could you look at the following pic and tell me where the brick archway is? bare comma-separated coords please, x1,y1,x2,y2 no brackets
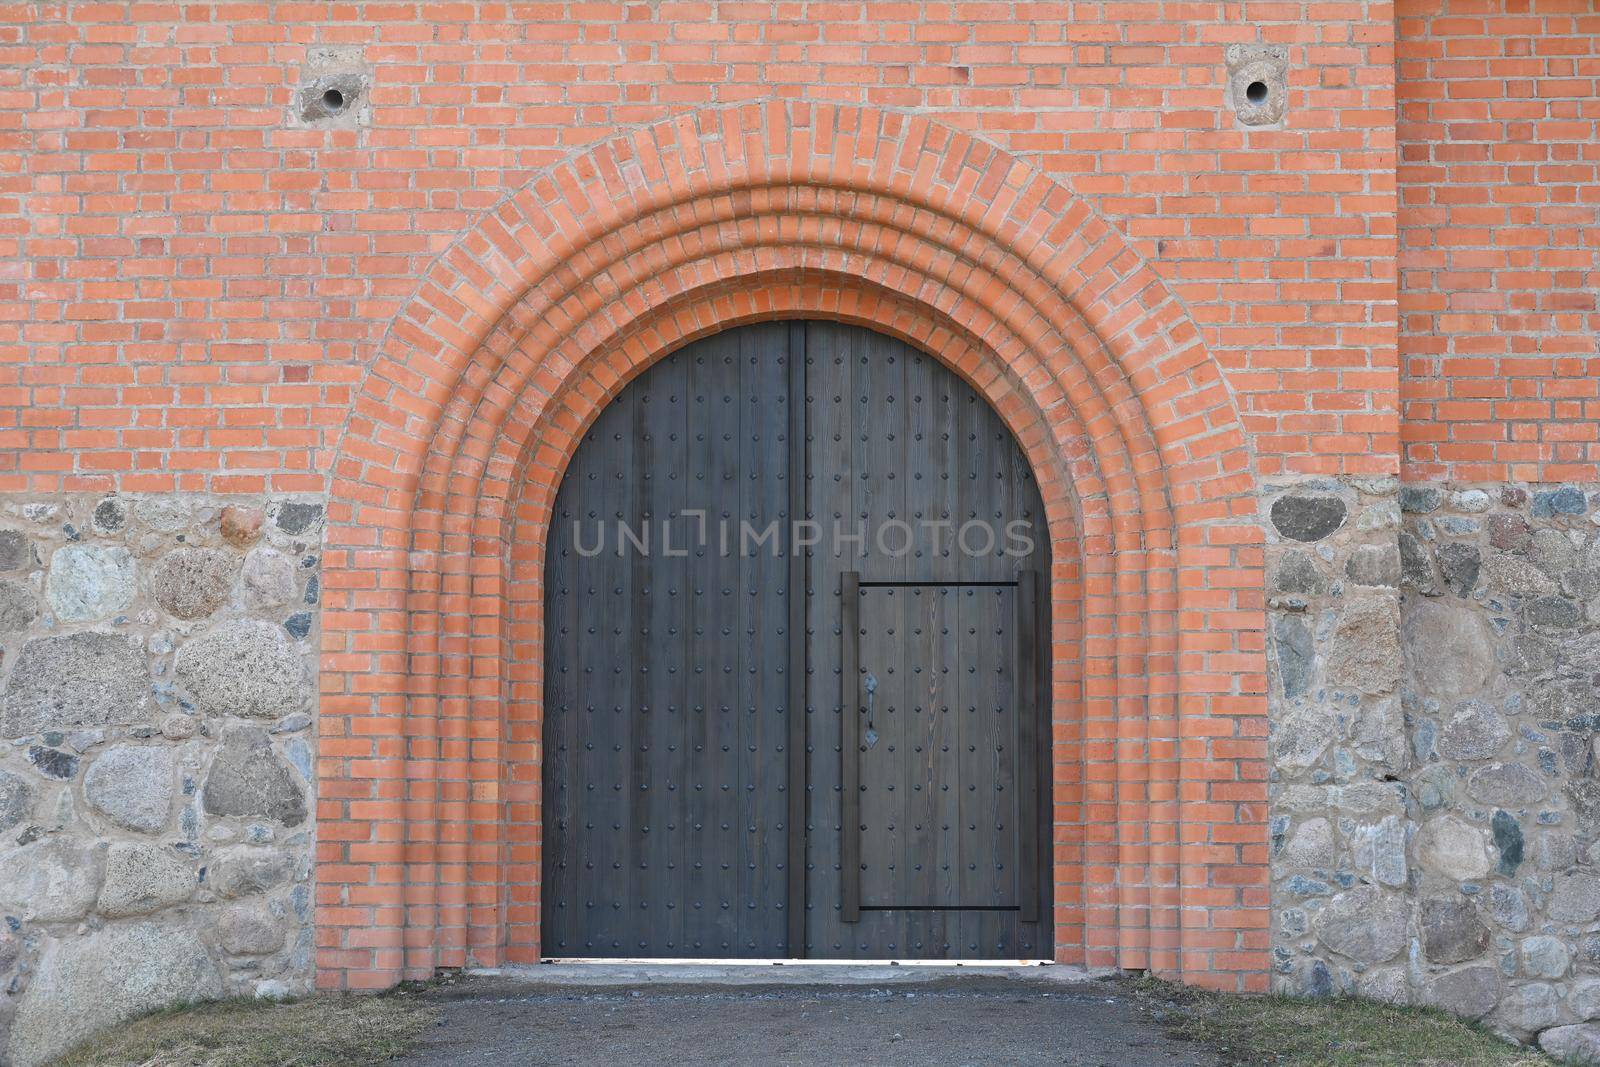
319,102,1267,993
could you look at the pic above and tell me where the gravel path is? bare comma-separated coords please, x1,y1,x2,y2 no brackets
395,972,1220,1067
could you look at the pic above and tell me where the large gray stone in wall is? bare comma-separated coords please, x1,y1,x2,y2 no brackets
1273,550,1326,595
1435,541,1481,597
0,578,38,631
0,840,101,922
97,842,195,917
217,903,287,955
1345,543,1400,588
208,846,295,898
1482,551,1559,598
1523,935,1572,980
1401,599,1496,699
1278,816,1335,868
1574,780,1600,838
1421,896,1490,964
1550,873,1600,923
1271,494,1347,542
1497,982,1563,1039
1490,883,1531,932
1571,978,1600,1022
1417,814,1493,881
241,547,297,609
1422,965,1501,1020
1326,596,1399,694
5,920,224,1067
0,529,34,571
0,768,30,832
134,497,195,532
203,725,307,826
1350,698,1408,771
1436,699,1510,761
1,631,151,734
174,619,309,717
1273,706,1335,770
149,546,237,620
1489,514,1533,552
1541,1025,1600,1066
1270,615,1314,699
1350,815,1408,887
83,745,176,833
272,500,323,537
1532,528,1579,576
45,543,136,622
1468,762,1546,808
1527,594,1582,631
1399,531,1435,592
1313,886,1406,965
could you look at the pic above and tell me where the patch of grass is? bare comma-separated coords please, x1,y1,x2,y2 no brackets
51,989,440,1067
1127,977,1556,1067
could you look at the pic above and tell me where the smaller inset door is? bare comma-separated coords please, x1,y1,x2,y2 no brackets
840,573,1039,923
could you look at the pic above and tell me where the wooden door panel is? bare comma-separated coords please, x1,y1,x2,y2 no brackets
544,320,1050,961
804,322,1050,959
542,322,795,958
853,583,1019,910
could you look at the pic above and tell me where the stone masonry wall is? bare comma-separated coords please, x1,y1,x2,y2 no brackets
0,495,321,1067
1269,479,1600,1055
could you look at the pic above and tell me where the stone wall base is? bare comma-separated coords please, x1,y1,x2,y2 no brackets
0,495,320,1067
1268,479,1600,1046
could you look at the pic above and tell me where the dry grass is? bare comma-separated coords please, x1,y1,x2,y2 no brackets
1129,977,1557,1067
51,989,439,1067
48,973,1570,1067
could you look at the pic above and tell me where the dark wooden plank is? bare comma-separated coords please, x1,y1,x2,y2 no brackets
805,320,853,953
701,329,743,954
1006,417,1051,954
740,321,791,955
786,320,808,957
593,381,634,953
857,584,906,908
1016,568,1040,925
626,356,669,952
683,341,716,953
839,568,861,923
539,434,579,953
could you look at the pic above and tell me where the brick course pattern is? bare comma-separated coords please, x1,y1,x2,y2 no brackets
0,2,1397,491
1398,1,1600,482
0,0,1591,1035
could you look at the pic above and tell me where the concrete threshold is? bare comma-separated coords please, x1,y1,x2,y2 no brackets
468,960,1101,986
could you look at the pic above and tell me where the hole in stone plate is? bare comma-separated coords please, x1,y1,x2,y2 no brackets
322,88,346,111
1245,80,1269,105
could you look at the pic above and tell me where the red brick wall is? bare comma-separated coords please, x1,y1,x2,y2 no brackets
0,2,1419,995
0,3,1399,492
1398,0,1600,483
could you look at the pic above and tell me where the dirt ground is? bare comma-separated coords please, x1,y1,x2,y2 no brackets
391,973,1220,1067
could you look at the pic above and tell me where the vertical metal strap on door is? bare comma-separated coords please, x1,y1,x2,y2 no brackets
840,569,861,923
1015,569,1040,923
785,321,809,955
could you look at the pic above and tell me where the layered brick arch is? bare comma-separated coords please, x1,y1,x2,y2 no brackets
318,101,1268,993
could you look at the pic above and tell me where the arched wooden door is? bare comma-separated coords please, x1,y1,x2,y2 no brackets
542,321,1051,960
